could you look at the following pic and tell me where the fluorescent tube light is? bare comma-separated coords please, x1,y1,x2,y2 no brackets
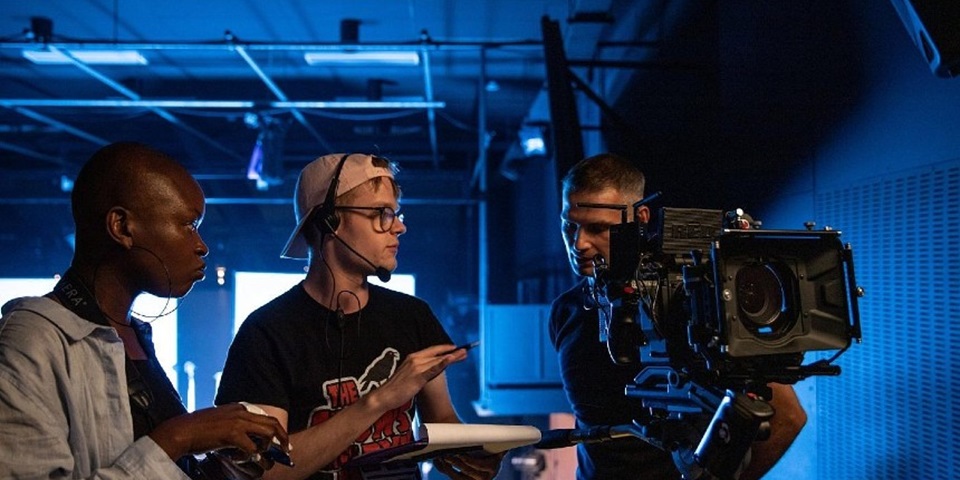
22,49,148,65
303,51,420,66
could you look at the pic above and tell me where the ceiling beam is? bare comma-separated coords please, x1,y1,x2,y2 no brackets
4,40,541,53
420,41,440,167
0,99,446,109
233,43,333,153
47,45,244,161
0,140,69,166
1,105,109,146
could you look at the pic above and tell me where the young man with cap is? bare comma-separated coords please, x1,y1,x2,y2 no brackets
216,153,503,480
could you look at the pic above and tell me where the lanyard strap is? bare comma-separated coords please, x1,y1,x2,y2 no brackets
51,269,159,430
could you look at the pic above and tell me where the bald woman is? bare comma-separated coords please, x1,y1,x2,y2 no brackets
0,142,288,479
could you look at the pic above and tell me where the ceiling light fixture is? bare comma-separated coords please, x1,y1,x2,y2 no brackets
303,51,420,66
519,125,548,157
22,49,148,65
246,117,287,190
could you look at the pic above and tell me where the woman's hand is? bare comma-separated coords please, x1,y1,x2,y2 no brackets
149,403,290,463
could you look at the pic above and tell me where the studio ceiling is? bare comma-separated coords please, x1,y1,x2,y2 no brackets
0,0,664,202
0,0,881,288
0,0,713,278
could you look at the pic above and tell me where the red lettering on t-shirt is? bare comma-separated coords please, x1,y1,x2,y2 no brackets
305,348,419,472
325,379,360,409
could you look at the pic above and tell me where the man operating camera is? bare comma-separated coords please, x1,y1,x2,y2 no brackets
548,153,808,479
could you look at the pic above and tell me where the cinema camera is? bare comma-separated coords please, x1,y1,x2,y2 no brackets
588,197,863,480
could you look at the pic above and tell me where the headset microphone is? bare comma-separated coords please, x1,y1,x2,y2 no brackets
328,231,392,283
310,152,392,283
315,153,352,235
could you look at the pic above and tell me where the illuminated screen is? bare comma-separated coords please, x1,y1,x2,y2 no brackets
0,277,179,392
232,272,415,334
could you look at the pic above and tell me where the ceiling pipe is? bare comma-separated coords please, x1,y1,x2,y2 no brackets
419,31,439,167
0,99,446,109
2,105,109,146
3,40,541,53
46,45,243,161
563,0,616,59
232,39,333,153
275,101,445,109
474,46,490,369
0,140,68,166
470,48,489,190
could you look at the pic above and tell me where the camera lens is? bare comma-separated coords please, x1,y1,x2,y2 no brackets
735,264,784,327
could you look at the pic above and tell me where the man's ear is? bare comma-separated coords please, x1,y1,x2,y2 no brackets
635,205,651,224
105,206,135,249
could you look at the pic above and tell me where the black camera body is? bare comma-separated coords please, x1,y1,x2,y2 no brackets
592,206,862,479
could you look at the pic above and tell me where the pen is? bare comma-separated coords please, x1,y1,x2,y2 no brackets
446,341,480,354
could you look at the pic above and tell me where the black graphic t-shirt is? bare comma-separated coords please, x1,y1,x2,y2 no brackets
216,283,451,479
549,279,680,480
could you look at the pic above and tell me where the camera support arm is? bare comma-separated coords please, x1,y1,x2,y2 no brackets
679,391,774,480
625,363,774,480
626,387,773,480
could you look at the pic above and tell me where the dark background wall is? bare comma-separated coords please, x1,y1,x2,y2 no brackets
505,0,960,478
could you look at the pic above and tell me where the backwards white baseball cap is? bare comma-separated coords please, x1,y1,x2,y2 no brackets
280,153,395,259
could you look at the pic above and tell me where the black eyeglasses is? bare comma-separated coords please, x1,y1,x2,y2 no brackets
335,206,404,231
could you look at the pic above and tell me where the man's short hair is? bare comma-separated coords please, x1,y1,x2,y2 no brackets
561,152,645,198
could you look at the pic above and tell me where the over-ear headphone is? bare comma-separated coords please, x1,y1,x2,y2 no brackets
313,153,353,235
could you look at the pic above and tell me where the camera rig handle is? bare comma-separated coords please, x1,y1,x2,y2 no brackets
631,389,773,480
675,391,774,480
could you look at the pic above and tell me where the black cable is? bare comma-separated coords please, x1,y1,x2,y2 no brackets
90,245,179,326
335,290,363,343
